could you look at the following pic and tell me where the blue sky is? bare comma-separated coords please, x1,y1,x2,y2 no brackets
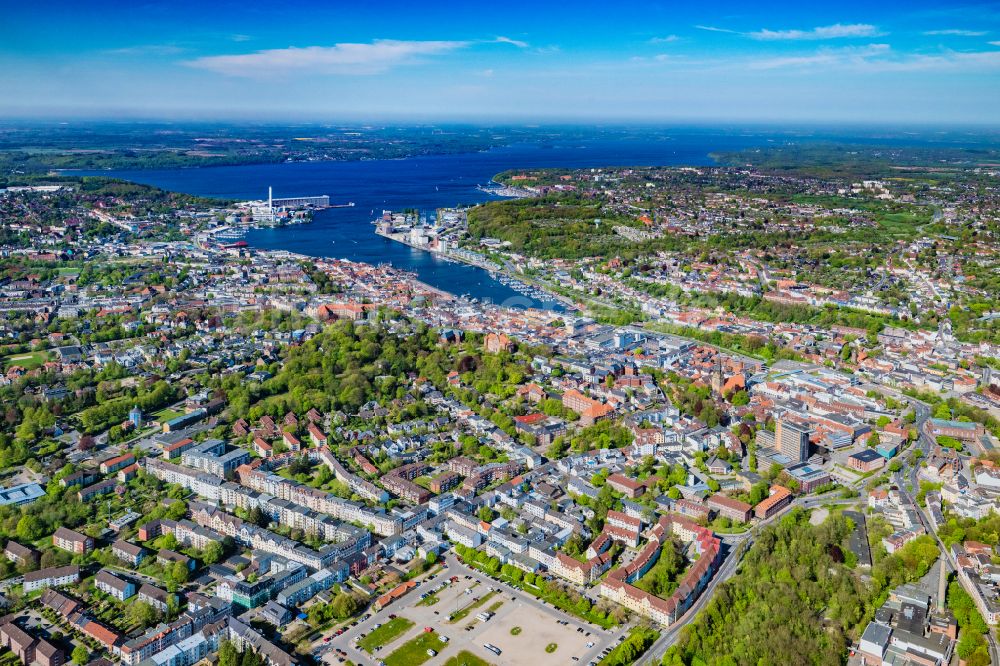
3,0,1000,123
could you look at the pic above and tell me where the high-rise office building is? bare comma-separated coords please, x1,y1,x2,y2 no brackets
776,419,811,463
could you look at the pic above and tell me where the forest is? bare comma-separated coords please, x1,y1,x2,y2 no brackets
467,195,672,261
663,509,940,666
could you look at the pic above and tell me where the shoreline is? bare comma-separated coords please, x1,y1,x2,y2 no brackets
372,227,573,311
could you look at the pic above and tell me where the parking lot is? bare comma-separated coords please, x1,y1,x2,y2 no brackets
477,603,601,664
322,557,620,666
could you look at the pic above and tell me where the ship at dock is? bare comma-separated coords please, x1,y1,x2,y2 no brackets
240,187,351,226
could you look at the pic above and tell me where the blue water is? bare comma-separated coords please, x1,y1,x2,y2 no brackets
73,133,778,307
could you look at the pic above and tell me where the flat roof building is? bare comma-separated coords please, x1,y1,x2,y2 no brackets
776,419,811,463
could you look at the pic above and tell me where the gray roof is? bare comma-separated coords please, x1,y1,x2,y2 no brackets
860,621,892,649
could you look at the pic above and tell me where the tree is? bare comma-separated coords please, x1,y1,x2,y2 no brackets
247,507,267,527
16,515,44,541
749,482,769,506
72,646,89,665
241,649,263,666
203,540,224,565
330,591,358,620
170,561,190,584
126,601,160,629
218,641,239,666
730,390,750,406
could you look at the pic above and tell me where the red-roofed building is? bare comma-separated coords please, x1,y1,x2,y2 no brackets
484,332,515,354
307,423,327,447
100,453,135,474
252,436,273,458
706,494,752,523
606,473,644,498
282,431,301,451
375,580,417,610
754,485,792,520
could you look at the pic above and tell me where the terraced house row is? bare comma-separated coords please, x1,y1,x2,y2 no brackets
235,453,402,536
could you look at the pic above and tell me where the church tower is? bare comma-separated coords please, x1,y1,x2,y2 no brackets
711,356,724,396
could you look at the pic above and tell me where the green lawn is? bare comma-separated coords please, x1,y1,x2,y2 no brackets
416,594,440,607
447,590,497,624
357,617,414,653
443,650,494,666
384,631,449,666
3,351,50,370
0,649,23,666
153,407,185,422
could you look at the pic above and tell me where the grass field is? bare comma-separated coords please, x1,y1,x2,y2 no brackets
384,631,449,666
443,651,493,666
3,351,50,370
416,594,439,607
153,407,185,422
447,590,497,624
358,617,414,653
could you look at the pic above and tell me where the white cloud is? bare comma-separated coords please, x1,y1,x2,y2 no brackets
694,25,740,34
923,29,988,36
749,23,881,40
105,44,187,56
186,39,471,77
649,35,680,43
747,44,890,69
494,36,529,48
628,40,1000,75
991,40,1000,46
739,43,1000,73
